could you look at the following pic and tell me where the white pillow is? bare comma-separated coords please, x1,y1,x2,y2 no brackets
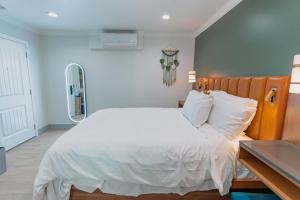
210,90,257,108
210,90,258,135
182,90,213,128
208,93,257,140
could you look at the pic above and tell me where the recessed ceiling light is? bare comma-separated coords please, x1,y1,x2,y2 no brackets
47,11,58,18
162,14,170,20
0,5,6,10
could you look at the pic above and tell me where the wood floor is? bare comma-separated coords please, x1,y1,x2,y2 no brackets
0,130,64,200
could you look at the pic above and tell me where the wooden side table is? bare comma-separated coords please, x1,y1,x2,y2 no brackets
178,100,185,108
239,140,300,200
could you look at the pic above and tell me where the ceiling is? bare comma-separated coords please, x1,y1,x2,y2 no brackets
0,0,240,35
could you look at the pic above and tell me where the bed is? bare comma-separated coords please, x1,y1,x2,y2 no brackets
33,76,290,200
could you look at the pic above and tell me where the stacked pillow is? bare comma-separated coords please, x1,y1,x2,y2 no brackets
182,90,258,140
208,91,257,140
182,90,213,128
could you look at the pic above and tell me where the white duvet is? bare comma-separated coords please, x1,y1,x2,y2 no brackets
33,108,238,200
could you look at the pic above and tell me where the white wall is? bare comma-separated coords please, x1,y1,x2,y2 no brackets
0,19,47,130
41,34,195,124
0,18,195,126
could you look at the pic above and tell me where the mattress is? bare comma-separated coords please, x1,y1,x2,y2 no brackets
33,108,247,200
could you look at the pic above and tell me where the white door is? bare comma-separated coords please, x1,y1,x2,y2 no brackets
0,36,36,151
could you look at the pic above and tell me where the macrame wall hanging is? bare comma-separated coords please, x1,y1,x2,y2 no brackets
160,46,179,86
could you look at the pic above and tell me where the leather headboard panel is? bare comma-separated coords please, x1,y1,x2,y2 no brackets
214,79,221,90
259,76,290,140
208,78,215,90
196,76,290,140
247,77,267,139
228,78,239,95
237,78,251,98
220,79,229,91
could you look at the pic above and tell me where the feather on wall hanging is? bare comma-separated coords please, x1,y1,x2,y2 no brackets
160,45,179,86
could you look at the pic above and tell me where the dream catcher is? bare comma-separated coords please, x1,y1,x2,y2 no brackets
160,46,179,86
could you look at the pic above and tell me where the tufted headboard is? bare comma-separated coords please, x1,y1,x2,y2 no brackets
196,76,290,140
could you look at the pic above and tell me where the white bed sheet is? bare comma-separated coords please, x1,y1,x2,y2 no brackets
33,108,239,200
236,135,256,179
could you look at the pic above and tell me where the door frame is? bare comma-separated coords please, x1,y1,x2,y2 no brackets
0,32,38,139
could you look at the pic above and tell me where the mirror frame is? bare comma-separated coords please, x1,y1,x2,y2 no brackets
65,63,87,123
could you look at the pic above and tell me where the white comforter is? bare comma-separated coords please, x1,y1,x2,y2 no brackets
33,108,237,200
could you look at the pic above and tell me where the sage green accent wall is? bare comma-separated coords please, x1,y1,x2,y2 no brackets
194,0,300,76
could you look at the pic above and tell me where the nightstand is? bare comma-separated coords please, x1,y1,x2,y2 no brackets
239,140,300,200
178,100,185,108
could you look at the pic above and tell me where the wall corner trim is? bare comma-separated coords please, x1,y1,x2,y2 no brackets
192,0,242,38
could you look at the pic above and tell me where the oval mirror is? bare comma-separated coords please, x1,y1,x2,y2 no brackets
65,63,87,123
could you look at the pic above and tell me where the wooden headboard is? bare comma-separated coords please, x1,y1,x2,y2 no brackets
196,76,290,140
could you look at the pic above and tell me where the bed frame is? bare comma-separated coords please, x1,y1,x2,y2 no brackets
69,76,290,200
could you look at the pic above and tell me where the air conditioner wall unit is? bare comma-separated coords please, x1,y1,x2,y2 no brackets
89,31,144,50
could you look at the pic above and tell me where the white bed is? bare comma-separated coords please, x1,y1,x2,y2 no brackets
33,108,253,200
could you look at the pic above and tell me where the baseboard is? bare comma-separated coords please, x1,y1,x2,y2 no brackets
49,124,75,130
38,124,75,134
38,125,50,135
0,147,6,175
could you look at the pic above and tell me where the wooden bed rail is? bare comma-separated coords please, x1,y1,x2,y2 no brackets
70,186,230,200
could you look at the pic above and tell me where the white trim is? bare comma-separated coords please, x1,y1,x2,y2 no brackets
0,33,38,138
192,0,242,38
24,40,39,138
